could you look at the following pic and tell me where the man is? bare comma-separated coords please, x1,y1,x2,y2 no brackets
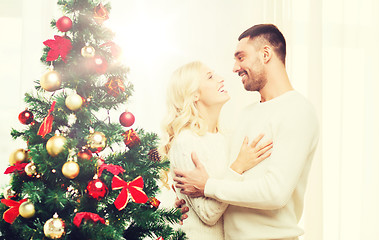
173,24,319,240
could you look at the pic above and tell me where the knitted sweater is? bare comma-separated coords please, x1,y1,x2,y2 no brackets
169,130,230,240
205,90,320,240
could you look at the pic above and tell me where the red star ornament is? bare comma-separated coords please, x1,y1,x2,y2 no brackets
43,35,72,63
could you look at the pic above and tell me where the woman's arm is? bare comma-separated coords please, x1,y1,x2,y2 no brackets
170,134,228,226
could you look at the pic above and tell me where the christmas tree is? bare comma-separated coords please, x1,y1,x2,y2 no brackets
0,0,185,239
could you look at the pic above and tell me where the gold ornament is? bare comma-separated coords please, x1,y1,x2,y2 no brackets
62,161,80,179
40,69,62,92
25,162,37,176
3,186,16,199
44,213,65,239
81,45,95,58
87,131,107,153
19,201,35,218
46,132,66,157
9,149,28,165
65,93,83,111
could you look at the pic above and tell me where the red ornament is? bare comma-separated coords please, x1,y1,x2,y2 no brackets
147,197,161,209
104,77,125,97
93,3,109,24
43,35,72,63
18,109,34,125
122,129,140,148
77,147,92,161
93,55,108,74
119,111,135,127
73,212,105,228
56,16,72,32
98,164,125,177
38,101,56,138
87,179,108,200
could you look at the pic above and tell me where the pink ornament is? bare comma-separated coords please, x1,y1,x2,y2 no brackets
119,111,135,127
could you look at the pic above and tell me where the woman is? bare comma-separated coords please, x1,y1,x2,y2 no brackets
160,61,272,240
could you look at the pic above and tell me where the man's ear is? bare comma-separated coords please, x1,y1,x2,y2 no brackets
262,45,272,64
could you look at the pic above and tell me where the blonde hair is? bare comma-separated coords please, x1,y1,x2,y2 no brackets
160,61,209,157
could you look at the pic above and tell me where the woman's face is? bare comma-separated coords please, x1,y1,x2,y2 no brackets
196,65,230,107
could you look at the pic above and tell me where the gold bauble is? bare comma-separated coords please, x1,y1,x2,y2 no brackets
9,149,28,165
25,162,37,176
46,134,66,157
44,213,65,239
62,161,80,179
87,131,107,153
81,45,95,58
40,70,62,92
65,93,83,111
3,186,15,199
19,201,35,218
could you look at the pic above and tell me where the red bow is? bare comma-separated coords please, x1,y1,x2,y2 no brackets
111,176,148,210
4,163,28,174
38,101,56,138
1,199,28,224
73,212,105,227
98,164,125,177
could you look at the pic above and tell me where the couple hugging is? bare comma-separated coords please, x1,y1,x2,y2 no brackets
160,24,319,240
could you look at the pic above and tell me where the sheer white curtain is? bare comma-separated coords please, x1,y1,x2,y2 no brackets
1,1,378,240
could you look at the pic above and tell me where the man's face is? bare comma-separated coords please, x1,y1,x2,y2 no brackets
233,37,267,92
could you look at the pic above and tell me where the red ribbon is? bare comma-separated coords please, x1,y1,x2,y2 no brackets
4,163,28,174
111,176,148,210
73,212,105,227
1,199,28,224
38,101,56,138
98,164,125,177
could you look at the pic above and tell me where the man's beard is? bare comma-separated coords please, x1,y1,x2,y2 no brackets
244,71,267,92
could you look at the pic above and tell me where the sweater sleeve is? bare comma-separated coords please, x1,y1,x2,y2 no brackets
204,105,319,210
170,133,228,226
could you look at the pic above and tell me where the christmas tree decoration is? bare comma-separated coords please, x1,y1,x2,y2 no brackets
111,175,148,210
146,197,161,210
122,128,140,148
157,236,164,240
93,3,109,24
18,201,35,218
98,164,125,177
62,161,80,179
46,132,66,157
43,35,72,63
73,212,105,227
65,92,83,111
1,198,28,224
77,147,92,161
4,162,28,175
40,69,62,92
87,130,107,153
18,109,34,125
86,178,108,200
66,185,81,201
24,162,37,176
100,41,122,59
105,77,125,97
81,45,96,58
93,55,108,74
119,111,135,127
3,186,16,199
148,148,162,162
8,149,28,165
56,16,72,32
37,101,56,138
43,213,65,239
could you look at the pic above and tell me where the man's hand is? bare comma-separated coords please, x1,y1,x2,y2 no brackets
173,152,209,197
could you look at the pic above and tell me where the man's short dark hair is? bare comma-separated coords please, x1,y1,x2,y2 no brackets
239,24,286,64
